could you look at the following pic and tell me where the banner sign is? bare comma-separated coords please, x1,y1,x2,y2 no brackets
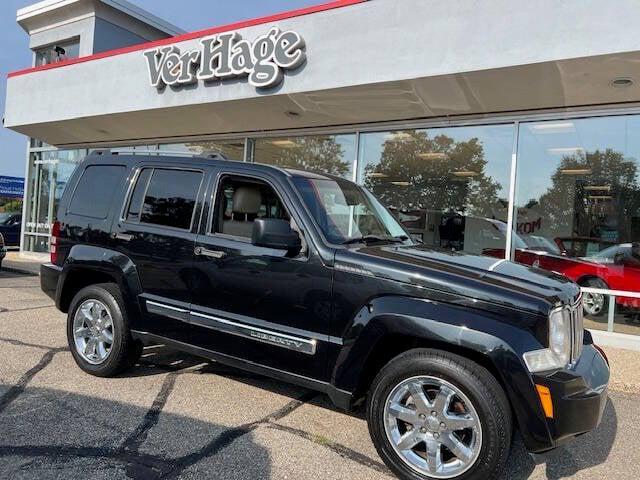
144,27,306,90
0,176,25,199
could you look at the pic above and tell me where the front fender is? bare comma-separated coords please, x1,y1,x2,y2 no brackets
332,295,553,452
57,245,142,320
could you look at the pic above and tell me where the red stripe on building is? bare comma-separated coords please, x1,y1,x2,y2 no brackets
8,0,366,78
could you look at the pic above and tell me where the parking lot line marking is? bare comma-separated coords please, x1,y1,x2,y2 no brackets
266,422,389,474
0,347,66,415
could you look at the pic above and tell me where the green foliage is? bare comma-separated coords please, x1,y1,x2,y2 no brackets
363,130,502,216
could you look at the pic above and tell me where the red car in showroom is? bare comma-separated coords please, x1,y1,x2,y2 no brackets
479,219,640,316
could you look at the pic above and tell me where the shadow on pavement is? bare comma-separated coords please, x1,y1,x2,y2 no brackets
0,382,273,480
506,398,617,479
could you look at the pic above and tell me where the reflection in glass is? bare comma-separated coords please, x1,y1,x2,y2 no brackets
159,140,245,160
514,116,640,317
254,134,356,178
24,149,86,252
358,126,514,255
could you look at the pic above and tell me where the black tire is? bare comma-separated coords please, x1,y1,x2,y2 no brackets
367,349,512,480
67,283,142,377
580,277,609,318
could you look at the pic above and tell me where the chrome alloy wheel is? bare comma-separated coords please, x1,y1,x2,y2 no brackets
72,299,114,365
384,376,482,479
583,291,605,316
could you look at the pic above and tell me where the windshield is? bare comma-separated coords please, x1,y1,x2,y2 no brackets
292,176,409,245
490,220,560,253
592,244,629,259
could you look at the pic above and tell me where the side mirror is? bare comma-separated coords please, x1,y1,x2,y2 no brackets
252,218,302,255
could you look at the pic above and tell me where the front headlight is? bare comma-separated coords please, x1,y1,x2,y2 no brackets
523,306,572,373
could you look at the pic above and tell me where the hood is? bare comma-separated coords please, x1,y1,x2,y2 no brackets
338,244,581,316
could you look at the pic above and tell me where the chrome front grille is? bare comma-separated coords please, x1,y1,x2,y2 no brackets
569,296,584,364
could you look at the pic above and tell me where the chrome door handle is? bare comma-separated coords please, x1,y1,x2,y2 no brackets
194,246,226,259
114,233,134,241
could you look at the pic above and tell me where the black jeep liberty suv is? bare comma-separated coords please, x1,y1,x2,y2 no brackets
41,151,610,480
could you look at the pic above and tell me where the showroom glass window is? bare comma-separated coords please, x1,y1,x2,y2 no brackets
514,116,640,331
159,140,245,160
24,149,86,252
253,134,357,179
358,126,515,255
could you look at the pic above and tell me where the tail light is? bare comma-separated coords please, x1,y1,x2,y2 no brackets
50,221,61,264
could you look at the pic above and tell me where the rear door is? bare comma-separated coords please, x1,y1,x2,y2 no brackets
111,161,208,337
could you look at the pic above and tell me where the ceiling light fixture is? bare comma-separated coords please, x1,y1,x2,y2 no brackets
271,140,298,148
611,77,634,88
390,181,411,186
452,171,479,177
560,168,592,175
548,147,585,155
367,172,388,178
529,122,575,134
588,195,613,200
385,132,413,141
417,152,448,160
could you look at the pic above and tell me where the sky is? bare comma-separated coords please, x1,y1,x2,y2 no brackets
0,0,321,178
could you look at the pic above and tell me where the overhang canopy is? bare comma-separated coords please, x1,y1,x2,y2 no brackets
6,0,640,147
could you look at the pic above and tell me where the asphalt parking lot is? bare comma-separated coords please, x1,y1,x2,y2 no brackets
1,269,640,479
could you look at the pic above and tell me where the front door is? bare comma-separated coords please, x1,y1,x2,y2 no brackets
189,170,333,380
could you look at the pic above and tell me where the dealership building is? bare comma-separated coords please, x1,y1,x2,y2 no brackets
4,0,640,343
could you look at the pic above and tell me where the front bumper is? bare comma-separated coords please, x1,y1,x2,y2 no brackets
530,342,609,452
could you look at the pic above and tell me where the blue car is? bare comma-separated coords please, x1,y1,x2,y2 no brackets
0,212,21,247
0,232,6,269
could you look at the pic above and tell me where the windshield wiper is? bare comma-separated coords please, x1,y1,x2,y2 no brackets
342,235,406,245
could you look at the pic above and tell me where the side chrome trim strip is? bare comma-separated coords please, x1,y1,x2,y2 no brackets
145,300,189,322
190,311,317,355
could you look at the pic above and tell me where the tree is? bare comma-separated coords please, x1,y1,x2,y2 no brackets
261,137,350,176
536,149,640,240
363,130,503,217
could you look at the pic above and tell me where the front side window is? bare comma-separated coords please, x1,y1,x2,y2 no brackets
213,176,290,239
293,176,407,245
138,169,203,230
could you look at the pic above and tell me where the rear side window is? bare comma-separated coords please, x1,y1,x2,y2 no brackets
139,169,203,230
125,169,152,222
68,165,126,219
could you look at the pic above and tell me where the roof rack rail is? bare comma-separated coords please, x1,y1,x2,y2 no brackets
89,149,229,160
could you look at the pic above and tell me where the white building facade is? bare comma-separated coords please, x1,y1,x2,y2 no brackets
5,0,640,342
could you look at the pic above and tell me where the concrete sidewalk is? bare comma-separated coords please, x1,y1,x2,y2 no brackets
0,251,43,276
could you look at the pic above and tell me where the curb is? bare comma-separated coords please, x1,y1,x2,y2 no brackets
0,264,40,277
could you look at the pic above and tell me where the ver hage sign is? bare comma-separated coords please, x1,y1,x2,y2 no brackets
143,27,306,90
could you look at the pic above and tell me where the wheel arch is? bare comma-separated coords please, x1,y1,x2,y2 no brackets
331,295,554,452
57,245,142,323
576,274,609,288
